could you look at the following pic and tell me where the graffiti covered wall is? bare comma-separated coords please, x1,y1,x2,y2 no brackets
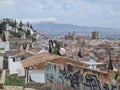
45,62,120,90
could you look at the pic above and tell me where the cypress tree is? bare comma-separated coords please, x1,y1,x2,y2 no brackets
49,44,52,53
27,21,29,27
78,48,82,58
108,50,113,70
19,20,23,27
30,24,33,29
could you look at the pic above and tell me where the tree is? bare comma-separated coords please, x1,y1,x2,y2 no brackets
0,22,6,34
18,27,22,31
26,30,31,36
2,33,6,41
53,48,59,55
9,21,16,27
108,57,113,70
16,32,21,38
108,50,113,70
78,48,82,58
49,44,52,53
27,22,29,27
32,37,36,41
19,20,23,27
15,19,17,28
23,44,27,50
54,40,62,49
30,24,33,29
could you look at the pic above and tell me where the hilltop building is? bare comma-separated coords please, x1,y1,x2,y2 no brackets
64,31,75,40
91,31,99,39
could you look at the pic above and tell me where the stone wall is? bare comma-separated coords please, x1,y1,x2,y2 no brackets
0,70,6,89
24,82,44,90
45,62,120,90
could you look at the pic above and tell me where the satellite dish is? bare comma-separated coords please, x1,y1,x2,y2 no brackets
59,48,66,56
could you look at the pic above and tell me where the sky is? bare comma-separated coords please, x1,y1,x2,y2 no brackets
0,0,120,28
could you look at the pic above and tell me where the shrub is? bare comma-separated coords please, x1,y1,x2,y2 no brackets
5,75,25,86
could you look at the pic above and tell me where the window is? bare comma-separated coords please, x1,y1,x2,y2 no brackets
13,57,15,62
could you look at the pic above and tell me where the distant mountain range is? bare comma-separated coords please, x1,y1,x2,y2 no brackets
33,22,120,39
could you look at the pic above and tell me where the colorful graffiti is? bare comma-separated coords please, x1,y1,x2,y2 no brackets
45,63,64,90
83,74,101,90
45,62,120,90
61,64,82,89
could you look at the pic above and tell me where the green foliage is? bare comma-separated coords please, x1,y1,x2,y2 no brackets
108,51,113,70
26,35,36,41
33,30,37,32
30,24,33,29
5,75,25,86
8,21,16,27
54,40,62,49
10,31,21,38
108,58,113,70
32,37,36,41
18,27,22,31
0,68,2,74
4,56,8,60
26,30,31,36
49,44,52,53
53,48,60,55
23,44,27,50
27,22,29,27
2,33,6,41
78,49,82,58
0,22,6,34
15,42,18,46
16,32,21,38
26,35,32,39
49,40,62,55
0,48,4,50
0,21,16,35
19,20,23,27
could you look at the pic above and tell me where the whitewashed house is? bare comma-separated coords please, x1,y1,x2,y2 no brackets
8,50,34,76
81,59,106,71
0,50,34,76
0,41,10,69
0,50,21,70
0,41,9,53
21,53,62,83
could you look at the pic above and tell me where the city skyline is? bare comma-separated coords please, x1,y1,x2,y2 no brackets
0,0,120,29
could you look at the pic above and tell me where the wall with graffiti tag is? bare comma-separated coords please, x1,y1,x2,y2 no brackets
45,62,120,90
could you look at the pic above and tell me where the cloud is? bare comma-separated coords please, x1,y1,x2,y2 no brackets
0,0,15,8
0,0,120,28
16,17,57,24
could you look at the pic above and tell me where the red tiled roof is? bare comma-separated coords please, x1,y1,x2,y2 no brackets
14,50,35,57
21,53,62,69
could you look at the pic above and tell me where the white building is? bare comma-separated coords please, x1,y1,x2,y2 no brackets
0,41,9,53
21,53,62,83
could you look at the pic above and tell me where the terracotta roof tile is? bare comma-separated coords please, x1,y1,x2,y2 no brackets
21,53,62,68
28,48,42,54
14,50,35,57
